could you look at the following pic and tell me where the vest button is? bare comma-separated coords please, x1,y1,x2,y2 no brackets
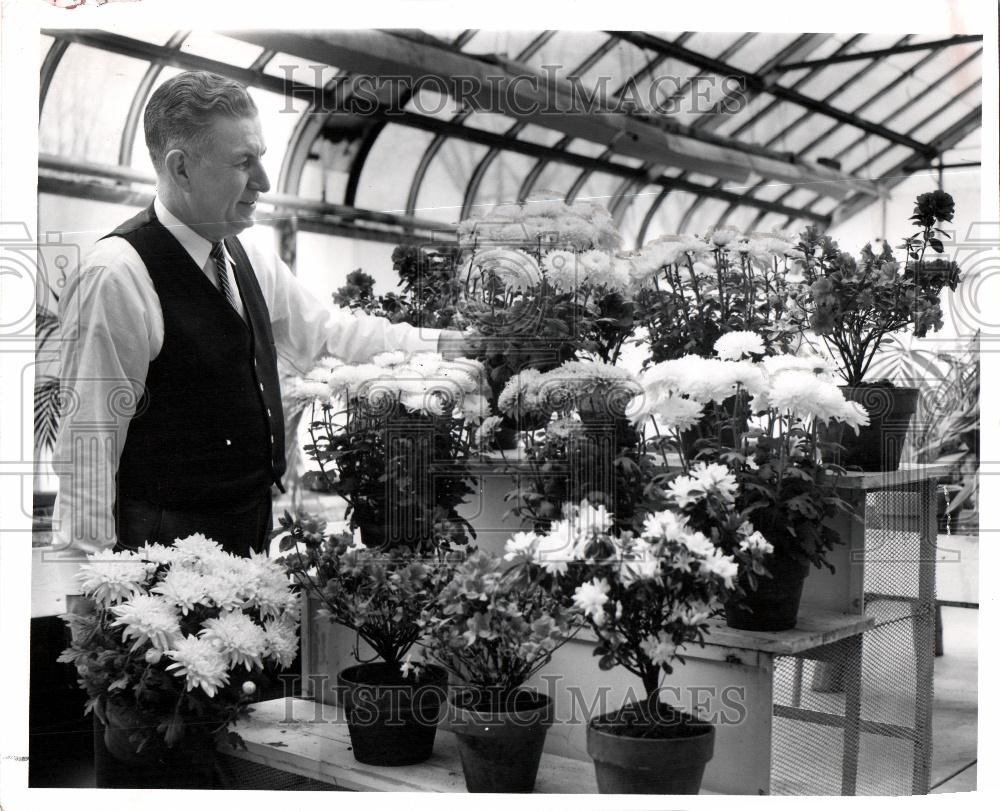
259,383,265,392
267,408,272,417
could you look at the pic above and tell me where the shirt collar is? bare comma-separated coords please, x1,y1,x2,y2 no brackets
154,197,228,270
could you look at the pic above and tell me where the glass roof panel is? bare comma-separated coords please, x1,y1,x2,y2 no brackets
518,31,617,82
523,161,587,202
354,125,437,214
176,31,266,69
41,33,54,63
572,38,649,95
40,44,148,165
618,183,662,248
562,138,611,158
515,124,568,148
680,32,756,60
96,25,181,46
248,87,311,190
722,33,801,72
456,30,548,60
462,111,521,135
469,152,538,211
642,189,699,240
414,140,491,223
573,170,627,211
685,198,734,234
405,86,462,120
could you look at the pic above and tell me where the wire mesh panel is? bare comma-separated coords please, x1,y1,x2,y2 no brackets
769,481,936,795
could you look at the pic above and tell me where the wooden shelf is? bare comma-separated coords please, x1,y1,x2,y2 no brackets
226,697,598,793
703,608,874,656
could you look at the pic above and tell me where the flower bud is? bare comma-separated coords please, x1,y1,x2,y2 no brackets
242,681,257,696
145,649,162,664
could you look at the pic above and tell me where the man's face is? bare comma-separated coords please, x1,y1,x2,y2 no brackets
185,114,270,241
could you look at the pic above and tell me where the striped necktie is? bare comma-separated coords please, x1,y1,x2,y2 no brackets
209,241,242,316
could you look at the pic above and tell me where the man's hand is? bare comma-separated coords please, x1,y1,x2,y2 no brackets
437,329,484,360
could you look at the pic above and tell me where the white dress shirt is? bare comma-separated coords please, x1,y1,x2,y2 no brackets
52,198,442,554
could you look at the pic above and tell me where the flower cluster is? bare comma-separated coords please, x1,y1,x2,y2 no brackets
497,359,641,421
276,512,463,668
293,353,485,551
457,198,622,253
785,193,962,385
626,229,802,362
630,335,868,572
59,536,299,753
416,548,578,695
506,500,739,698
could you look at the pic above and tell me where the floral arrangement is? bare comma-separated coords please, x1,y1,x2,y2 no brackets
786,191,962,385
291,350,490,550
627,229,802,364
274,511,462,669
455,201,635,438
58,536,299,754
505,500,741,704
414,548,578,697
632,336,869,573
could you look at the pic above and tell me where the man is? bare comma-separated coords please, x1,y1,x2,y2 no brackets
52,71,464,557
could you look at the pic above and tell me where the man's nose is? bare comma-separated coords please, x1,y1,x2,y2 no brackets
250,161,271,194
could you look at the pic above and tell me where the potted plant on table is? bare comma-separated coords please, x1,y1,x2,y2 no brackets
631,339,869,630
505,499,743,794
786,191,962,470
59,535,300,788
456,199,635,448
415,548,578,792
276,514,462,766
292,350,489,551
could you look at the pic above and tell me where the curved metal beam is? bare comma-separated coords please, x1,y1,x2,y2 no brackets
39,37,70,115
635,186,671,248
404,31,555,217
118,31,190,168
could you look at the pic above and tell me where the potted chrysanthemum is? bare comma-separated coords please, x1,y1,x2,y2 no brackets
292,350,489,551
456,200,636,447
505,500,743,794
276,513,462,766
414,548,578,793
631,337,869,629
59,535,299,788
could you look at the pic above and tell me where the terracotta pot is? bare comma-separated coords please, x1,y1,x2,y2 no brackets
338,662,448,766
586,703,715,794
448,688,553,793
820,385,919,471
725,552,812,631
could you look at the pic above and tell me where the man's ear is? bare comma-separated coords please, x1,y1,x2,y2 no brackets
163,149,193,191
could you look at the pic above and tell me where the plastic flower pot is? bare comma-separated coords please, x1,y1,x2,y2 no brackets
725,553,812,632
586,702,715,795
821,385,920,472
337,662,448,766
447,687,554,793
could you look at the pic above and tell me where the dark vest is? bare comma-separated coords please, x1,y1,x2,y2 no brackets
105,205,286,511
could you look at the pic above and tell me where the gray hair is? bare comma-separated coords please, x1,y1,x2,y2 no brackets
144,71,258,173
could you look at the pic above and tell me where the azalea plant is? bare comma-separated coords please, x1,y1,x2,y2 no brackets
786,191,962,385
274,511,463,669
291,351,490,551
505,500,744,709
59,536,300,755
631,334,869,573
414,548,578,699
627,229,802,364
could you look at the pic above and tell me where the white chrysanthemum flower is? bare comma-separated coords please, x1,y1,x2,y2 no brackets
572,578,611,624
465,248,542,293
621,548,660,587
503,530,539,561
200,611,268,671
372,350,408,368
836,400,871,433
535,524,575,575
639,356,764,405
630,390,704,431
541,249,581,292
75,550,150,606
289,376,333,402
709,226,740,247
670,601,714,626
109,594,181,652
739,531,774,556
459,392,492,424
136,543,177,566
714,331,766,361
571,500,614,539
474,415,504,447
329,363,383,398
689,462,739,505
152,568,210,615
769,370,866,427
640,632,678,667
165,635,231,697
762,353,837,379
497,368,545,416
171,534,225,568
